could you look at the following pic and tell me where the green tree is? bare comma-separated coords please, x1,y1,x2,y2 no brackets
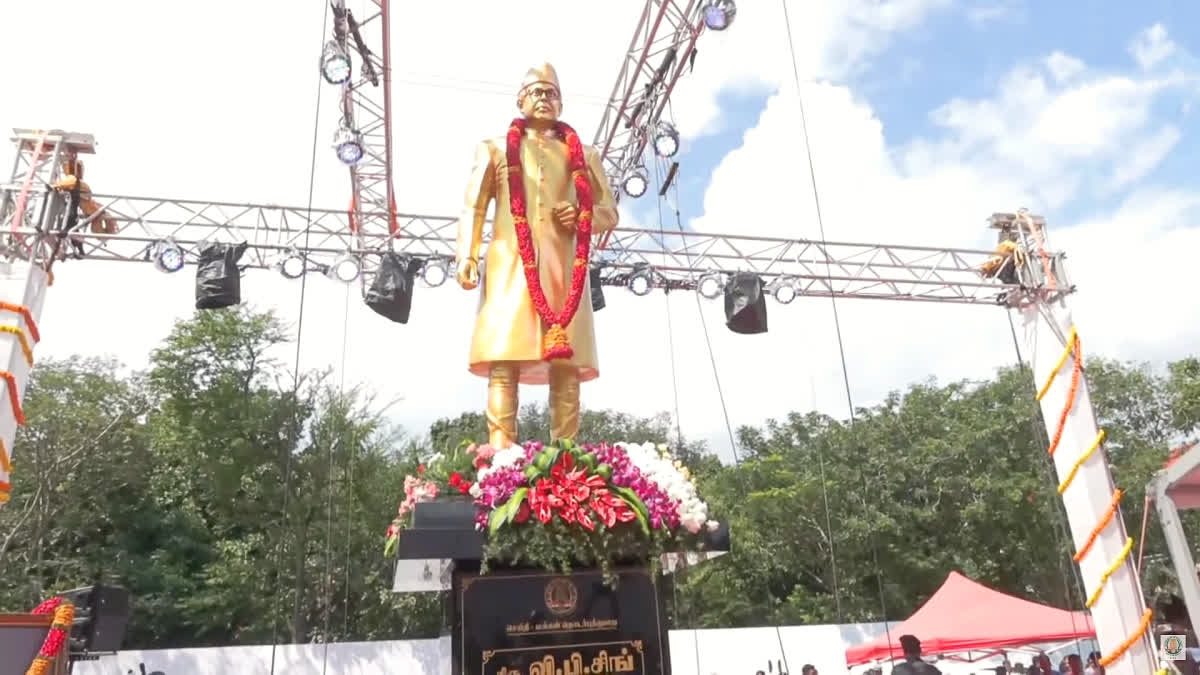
0,357,152,610
1168,357,1200,435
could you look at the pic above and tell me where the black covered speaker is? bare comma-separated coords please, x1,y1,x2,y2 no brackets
61,584,131,653
724,272,768,334
195,241,248,310
589,265,605,312
365,253,422,324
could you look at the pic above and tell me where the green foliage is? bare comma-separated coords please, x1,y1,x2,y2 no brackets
0,306,1197,650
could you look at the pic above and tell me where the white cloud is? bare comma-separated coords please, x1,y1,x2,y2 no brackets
665,0,952,139
1129,23,1177,70
966,2,1024,26
1046,51,1086,84
675,29,1199,456
1108,125,1182,190
2,4,1196,463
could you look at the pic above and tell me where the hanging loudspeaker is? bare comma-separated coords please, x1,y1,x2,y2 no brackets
60,584,132,653
589,265,605,312
194,241,249,310
723,272,768,334
366,252,422,324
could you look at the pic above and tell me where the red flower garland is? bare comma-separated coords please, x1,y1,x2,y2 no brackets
505,118,594,361
27,596,74,675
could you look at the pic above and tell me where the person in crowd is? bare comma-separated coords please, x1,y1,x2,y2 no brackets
1063,654,1083,674
1028,653,1058,675
801,665,816,675
1082,651,1102,675
889,634,941,674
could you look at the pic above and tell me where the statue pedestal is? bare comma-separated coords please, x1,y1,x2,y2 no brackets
393,498,731,675
453,565,668,675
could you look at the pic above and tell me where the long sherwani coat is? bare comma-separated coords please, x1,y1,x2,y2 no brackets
456,128,619,385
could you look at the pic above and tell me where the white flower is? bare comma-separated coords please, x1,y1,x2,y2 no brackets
468,483,482,498
615,441,709,527
475,446,526,483
706,520,720,532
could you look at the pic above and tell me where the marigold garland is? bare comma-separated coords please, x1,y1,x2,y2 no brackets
504,118,594,361
1085,537,1134,609
1,370,26,425
0,324,35,366
1099,608,1153,668
1040,325,1157,667
1074,489,1122,563
0,301,40,342
1043,332,1081,457
27,596,74,675
1057,429,1106,495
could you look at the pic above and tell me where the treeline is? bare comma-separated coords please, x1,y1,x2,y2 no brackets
0,307,1197,649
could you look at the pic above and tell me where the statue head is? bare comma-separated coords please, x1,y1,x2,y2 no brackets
517,62,562,125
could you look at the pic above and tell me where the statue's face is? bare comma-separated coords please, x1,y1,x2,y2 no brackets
518,84,562,123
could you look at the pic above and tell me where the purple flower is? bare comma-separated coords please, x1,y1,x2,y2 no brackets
585,443,680,531
473,465,526,521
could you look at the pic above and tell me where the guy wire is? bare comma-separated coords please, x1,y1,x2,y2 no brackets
780,0,893,653
652,157,686,446
661,106,739,464
320,285,353,674
269,2,329,672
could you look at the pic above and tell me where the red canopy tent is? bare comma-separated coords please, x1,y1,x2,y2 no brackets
845,571,1096,666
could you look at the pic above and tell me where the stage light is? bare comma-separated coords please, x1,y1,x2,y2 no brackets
320,41,352,85
652,122,679,158
769,276,797,304
152,237,185,273
333,125,364,165
627,263,654,296
622,168,648,199
702,0,737,31
276,248,306,279
326,253,360,283
696,271,724,300
420,257,449,287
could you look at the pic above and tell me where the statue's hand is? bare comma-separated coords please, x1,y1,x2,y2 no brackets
552,201,578,230
455,257,479,290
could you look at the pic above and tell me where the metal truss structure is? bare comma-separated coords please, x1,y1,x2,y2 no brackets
0,187,1051,307
329,0,400,251
592,0,706,192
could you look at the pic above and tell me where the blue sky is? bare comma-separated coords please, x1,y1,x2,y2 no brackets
645,0,1199,236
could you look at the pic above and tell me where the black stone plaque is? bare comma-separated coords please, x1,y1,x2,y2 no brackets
452,566,670,675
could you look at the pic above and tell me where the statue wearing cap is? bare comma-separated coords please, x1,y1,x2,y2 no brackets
454,63,619,449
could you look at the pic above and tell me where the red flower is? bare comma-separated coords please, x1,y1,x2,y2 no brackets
522,453,636,531
450,472,463,487
417,464,426,476
504,118,594,362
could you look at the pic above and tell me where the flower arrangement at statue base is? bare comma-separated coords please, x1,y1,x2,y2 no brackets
384,439,718,584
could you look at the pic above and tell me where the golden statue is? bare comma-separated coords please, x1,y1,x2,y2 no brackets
454,63,619,449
